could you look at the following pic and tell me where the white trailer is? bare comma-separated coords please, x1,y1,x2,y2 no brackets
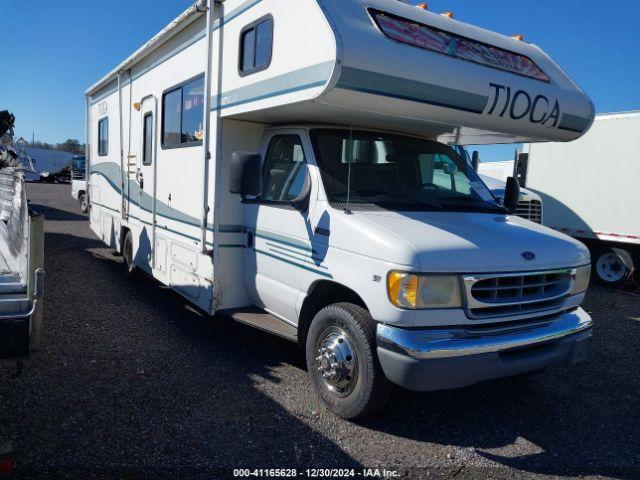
86,0,595,418
525,111,640,286
478,160,515,183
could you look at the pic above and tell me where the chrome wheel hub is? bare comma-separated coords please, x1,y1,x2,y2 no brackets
315,327,358,397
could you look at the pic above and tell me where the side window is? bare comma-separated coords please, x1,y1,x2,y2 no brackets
98,117,109,156
239,16,273,75
262,135,307,202
162,75,204,148
142,113,153,166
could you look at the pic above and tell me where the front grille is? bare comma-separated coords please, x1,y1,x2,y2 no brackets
463,270,574,318
515,199,542,224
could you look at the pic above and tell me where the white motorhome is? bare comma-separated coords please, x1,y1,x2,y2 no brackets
85,0,595,418
525,111,640,286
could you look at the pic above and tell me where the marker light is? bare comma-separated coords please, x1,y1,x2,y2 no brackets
512,34,525,41
441,11,454,19
416,3,428,10
133,102,141,111
570,265,591,295
387,272,463,310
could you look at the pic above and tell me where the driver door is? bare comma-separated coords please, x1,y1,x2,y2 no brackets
242,130,317,323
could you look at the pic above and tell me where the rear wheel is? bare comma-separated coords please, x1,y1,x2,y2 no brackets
122,231,136,275
594,248,631,286
306,303,392,419
79,193,88,214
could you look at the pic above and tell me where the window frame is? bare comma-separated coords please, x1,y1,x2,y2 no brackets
142,112,154,166
238,15,274,77
256,134,308,207
160,73,205,150
97,117,109,156
368,8,550,83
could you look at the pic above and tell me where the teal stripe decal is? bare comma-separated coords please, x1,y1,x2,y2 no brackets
212,61,334,111
336,67,489,114
255,229,313,253
255,249,332,278
265,242,315,259
558,113,592,133
267,247,328,270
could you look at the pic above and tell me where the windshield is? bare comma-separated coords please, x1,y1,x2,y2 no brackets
71,156,85,179
310,129,501,213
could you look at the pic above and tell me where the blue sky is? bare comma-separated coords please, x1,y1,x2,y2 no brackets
2,0,639,161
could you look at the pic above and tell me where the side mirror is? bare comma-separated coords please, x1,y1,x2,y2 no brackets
472,151,480,172
230,152,262,199
291,170,312,212
504,176,521,212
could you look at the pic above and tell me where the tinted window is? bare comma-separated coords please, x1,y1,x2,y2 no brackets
142,113,153,166
262,135,307,202
162,88,181,146
240,17,273,75
181,76,204,143
310,129,499,213
162,76,204,148
241,29,255,72
98,118,108,156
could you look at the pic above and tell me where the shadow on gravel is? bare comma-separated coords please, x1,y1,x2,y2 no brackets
28,203,87,222
2,231,361,478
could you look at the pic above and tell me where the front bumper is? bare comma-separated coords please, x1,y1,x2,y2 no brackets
377,307,592,391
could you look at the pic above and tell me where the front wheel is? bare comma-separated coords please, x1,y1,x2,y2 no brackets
306,303,392,419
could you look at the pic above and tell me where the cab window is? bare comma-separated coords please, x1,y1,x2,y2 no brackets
261,135,307,203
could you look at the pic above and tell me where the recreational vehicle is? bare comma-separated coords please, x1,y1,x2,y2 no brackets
524,111,640,286
85,0,595,418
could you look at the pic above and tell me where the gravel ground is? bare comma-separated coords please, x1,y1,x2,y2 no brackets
0,183,638,479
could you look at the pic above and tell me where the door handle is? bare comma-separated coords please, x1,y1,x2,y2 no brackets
137,170,144,190
246,230,254,249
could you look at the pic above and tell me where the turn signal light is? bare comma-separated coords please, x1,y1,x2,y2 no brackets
441,11,454,19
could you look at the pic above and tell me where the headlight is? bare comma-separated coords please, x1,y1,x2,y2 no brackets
571,265,591,295
387,271,463,309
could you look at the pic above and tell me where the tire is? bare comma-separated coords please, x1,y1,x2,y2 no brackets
594,247,632,287
79,193,88,214
306,303,393,419
122,231,136,275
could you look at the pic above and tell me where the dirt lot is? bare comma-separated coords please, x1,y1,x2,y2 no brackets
0,183,638,479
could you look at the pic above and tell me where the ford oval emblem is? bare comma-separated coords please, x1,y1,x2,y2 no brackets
522,251,536,260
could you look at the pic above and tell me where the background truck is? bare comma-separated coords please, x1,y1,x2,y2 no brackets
524,111,639,286
70,155,87,213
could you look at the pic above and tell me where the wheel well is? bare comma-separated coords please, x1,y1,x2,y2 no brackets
297,281,368,349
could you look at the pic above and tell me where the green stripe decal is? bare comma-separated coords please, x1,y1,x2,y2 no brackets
337,67,489,114
255,230,314,253
255,249,332,278
211,62,333,111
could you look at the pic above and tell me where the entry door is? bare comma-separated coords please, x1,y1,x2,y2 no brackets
243,130,316,323
136,97,158,271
